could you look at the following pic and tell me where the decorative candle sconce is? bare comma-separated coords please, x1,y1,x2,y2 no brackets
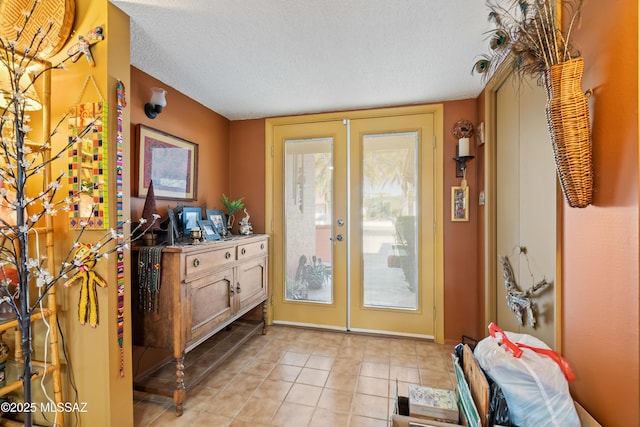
452,119,475,178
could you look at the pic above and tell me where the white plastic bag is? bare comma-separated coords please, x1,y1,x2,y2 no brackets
474,323,580,427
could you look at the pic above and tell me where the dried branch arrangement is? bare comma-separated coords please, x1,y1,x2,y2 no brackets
474,0,584,80
474,0,593,208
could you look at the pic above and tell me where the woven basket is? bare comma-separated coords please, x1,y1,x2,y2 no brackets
0,0,75,58
542,58,593,208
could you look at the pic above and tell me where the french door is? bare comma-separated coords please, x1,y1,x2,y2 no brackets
267,106,444,339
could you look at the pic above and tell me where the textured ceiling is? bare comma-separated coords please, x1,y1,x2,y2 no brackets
110,0,493,120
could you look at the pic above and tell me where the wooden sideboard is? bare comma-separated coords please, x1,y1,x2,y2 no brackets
132,234,269,415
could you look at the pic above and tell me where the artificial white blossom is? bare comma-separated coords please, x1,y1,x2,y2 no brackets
36,270,53,288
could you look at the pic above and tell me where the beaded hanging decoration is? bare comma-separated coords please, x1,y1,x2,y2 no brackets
68,75,109,229
116,80,126,377
138,247,163,312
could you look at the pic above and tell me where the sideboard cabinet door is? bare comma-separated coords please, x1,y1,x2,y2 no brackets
188,268,234,344
236,256,268,315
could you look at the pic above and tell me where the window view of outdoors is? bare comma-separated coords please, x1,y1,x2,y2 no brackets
361,132,418,309
283,132,418,310
284,137,333,303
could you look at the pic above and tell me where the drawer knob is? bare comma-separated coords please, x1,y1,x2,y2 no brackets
236,283,241,293
193,258,200,267
241,248,247,255
260,243,264,250
230,285,235,295
225,251,231,259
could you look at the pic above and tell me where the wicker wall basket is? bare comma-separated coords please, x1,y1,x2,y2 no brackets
542,57,593,208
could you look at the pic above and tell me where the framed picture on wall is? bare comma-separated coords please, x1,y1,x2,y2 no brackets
451,186,469,222
135,125,198,201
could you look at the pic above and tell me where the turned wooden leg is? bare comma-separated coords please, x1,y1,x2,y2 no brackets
262,300,268,335
174,355,186,416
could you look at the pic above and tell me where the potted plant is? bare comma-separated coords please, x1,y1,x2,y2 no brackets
220,194,244,233
303,255,329,289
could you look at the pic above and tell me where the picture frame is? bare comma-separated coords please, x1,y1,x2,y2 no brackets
181,206,203,234
197,219,221,241
167,207,182,245
206,209,227,236
135,124,198,201
451,186,469,222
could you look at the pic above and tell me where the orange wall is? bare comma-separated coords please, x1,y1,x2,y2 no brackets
129,67,230,220
561,0,639,425
442,99,481,342
229,119,267,233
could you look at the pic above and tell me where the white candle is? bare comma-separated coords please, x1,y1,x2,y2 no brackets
458,138,470,157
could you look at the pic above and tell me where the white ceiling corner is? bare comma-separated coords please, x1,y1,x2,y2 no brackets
109,0,493,120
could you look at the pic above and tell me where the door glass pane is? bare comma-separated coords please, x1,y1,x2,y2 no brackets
284,137,333,303
361,132,418,309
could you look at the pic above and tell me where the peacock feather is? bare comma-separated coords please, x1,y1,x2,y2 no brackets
473,0,584,82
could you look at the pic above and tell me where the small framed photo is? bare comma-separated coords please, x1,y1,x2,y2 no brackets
198,219,221,241
451,186,469,222
166,207,180,244
206,209,227,235
181,206,203,234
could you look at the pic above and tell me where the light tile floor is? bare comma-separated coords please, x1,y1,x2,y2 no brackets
133,325,456,427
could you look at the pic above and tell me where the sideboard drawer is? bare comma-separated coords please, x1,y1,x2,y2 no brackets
185,247,236,276
237,239,268,260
